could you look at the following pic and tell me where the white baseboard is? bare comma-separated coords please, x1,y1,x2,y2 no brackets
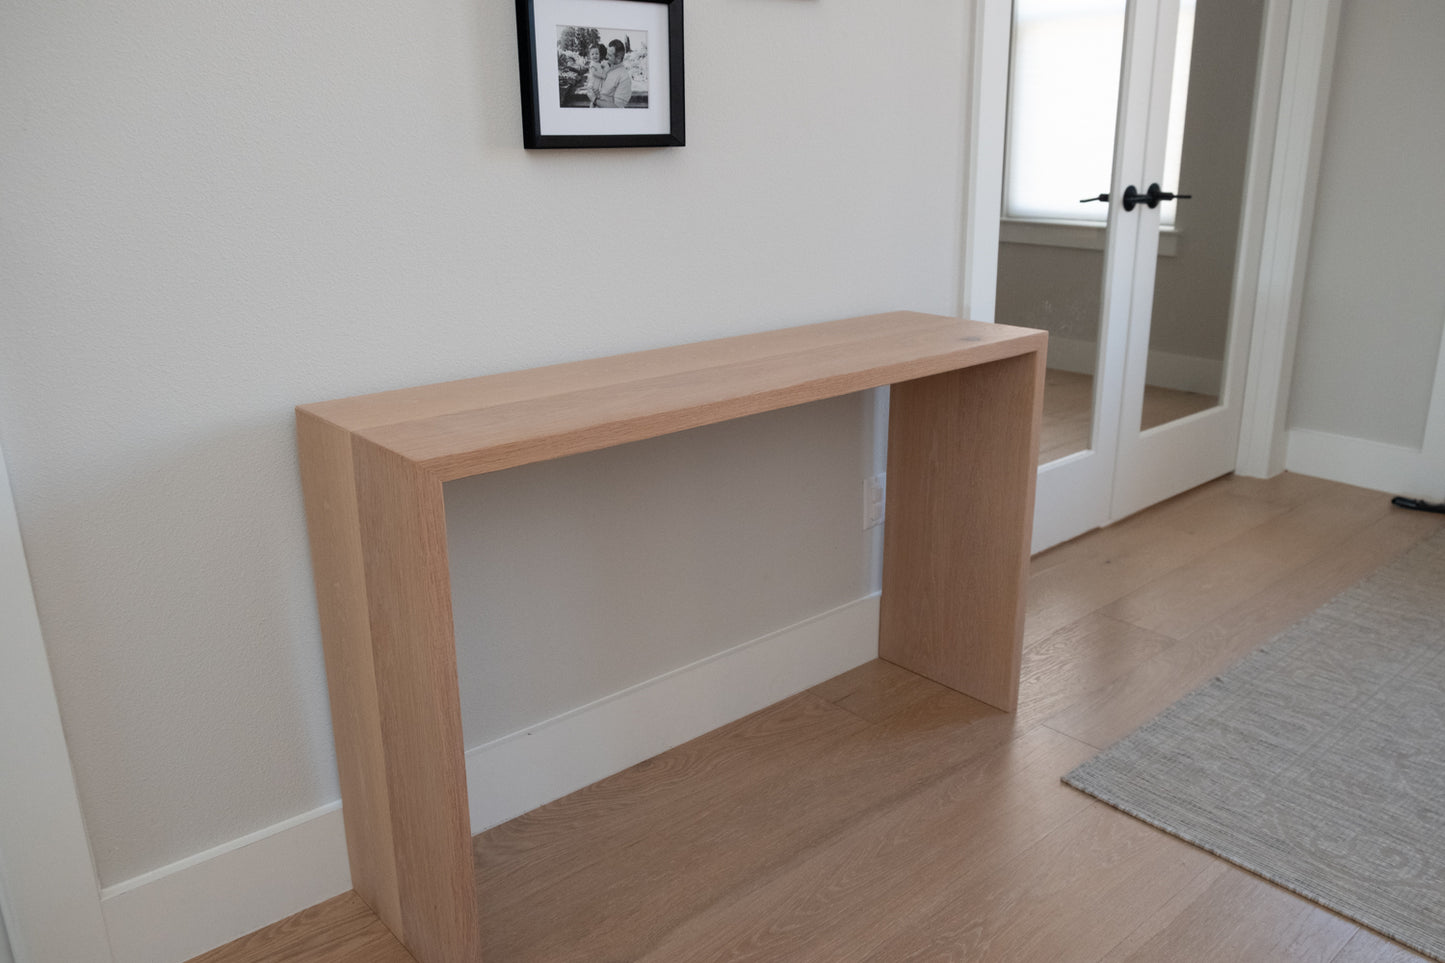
1047,336,1224,395
464,594,880,832
99,803,351,963
95,594,881,963
1143,348,1225,397
1042,336,1100,376
1286,427,1445,501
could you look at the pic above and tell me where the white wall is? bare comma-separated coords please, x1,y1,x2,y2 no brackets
448,394,872,744
0,0,970,899
1288,0,1445,447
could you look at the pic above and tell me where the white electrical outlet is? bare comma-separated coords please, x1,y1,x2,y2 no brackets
863,472,886,529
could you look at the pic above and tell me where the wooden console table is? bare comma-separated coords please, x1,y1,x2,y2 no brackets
296,311,1046,963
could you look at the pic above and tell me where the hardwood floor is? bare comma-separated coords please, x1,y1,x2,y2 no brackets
190,472,1443,963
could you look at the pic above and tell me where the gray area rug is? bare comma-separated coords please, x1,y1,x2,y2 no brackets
1065,527,1445,961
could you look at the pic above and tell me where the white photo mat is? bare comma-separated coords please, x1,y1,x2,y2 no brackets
534,0,672,137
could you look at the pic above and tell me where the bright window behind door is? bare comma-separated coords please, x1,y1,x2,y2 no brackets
1006,0,1195,226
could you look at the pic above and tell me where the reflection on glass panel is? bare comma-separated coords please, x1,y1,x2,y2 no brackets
998,0,1126,465
1005,0,1126,222
1141,0,1264,431
1159,0,1195,227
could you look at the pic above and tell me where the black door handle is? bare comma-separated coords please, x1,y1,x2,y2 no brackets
1082,185,1193,212
1144,182,1192,207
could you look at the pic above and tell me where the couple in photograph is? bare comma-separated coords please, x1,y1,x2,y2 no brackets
580,39,632,108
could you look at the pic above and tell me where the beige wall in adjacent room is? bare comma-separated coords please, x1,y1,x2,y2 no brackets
0,902,12,963
1288,0,1445,448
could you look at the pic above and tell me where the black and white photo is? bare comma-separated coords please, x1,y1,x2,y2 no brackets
516,0,684,148
556,27,648,109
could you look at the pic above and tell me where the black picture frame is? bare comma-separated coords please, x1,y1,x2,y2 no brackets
515,0,685,149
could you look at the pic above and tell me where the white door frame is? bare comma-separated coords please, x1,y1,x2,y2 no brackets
1420,339,1445,501
0,440,114,963
1235,0,1343,477
961,0,1344,517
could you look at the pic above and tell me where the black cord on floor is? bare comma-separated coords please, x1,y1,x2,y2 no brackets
1391,495,1445,514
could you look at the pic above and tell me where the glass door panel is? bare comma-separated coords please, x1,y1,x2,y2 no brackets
1139,0,1264,431
996,0,1128,467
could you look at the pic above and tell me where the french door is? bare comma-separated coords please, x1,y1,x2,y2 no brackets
995,0,1273,551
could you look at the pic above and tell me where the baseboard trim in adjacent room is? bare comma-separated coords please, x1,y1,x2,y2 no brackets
1042,336,1100,376
1142,347,1226,397
1286,427,1444,501
94,593,881,963
1046,336,1224,395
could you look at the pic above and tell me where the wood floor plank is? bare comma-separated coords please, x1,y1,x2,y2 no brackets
854,803,1214,962
632,727,1101,963
1014,612,1176,728
1139,383,1217,430
1023,483,1292,643
1107,862,1359,962
809,658,945,724
1209,469,1346,507
1029,471,1300,578
1329,929,1433,962
185,892,414,963
1038,369,1094,465
1100,481,1393,639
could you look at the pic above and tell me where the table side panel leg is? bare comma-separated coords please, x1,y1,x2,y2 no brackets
295,411,404,932
351,437,481,963
878,352,1044,710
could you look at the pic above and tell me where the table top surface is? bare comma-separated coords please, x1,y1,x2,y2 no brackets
297,311,1046,481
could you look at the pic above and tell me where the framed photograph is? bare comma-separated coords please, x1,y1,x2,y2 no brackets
515,0,685,149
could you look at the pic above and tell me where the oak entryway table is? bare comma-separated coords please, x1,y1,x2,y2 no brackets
296,311,1047,963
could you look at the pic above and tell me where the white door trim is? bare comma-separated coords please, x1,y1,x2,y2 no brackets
964,0,1346,507
1422,329,1445,498
0,441,114,963
959,0,1011,323
1233,0,1343,477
